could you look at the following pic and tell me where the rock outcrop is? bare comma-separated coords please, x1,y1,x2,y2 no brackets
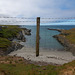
0,27,31,56
53,33,75,56
48,28,75,55
23,28,31,35
47,28,63,32
5,42,23,55
0,42,23,56
8,30,26,42
16,31,26,42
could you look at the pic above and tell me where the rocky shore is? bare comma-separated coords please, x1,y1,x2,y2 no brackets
22,28,31,35
0,26,31,56
47,28,62,32
48,28,75,55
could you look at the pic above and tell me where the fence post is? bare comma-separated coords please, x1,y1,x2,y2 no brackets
36,17,40,57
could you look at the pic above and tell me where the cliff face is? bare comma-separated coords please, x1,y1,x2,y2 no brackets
53,29,75,56
6,29,31,55
48,28,75,55
0,42,23,56
5,42,23,55
15,28,31,41
24,28,31,35
16,31,26,42
21,28,31,35
0,26,31,56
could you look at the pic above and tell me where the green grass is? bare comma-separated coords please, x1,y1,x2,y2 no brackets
61,28,75,44
0,25,21,38
0,56,59,75
0,60,75,75
0,37,11,48
0,25,21,50
0,63,59,75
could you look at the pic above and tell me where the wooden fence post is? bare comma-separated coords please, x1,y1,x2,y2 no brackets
36,17,40,57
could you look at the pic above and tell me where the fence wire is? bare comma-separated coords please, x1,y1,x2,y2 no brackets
0,16,75,25
0,16,75,19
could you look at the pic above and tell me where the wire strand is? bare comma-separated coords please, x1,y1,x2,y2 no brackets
0,16,75,19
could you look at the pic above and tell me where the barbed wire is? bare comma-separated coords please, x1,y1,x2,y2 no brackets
41,17,75,19
41,21,75,23
0,17,36,19
0,16,75,24
0,16,75,19
0,21,36,22
0,20,75,23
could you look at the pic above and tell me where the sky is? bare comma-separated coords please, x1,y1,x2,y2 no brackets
0,0,75,25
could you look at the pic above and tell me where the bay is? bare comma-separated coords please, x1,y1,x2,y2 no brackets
20,25,75,51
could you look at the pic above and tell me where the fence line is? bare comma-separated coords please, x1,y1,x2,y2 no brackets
0,21,75,23
0,21,35,22
0,16,75,25
0,16,75,19
41,17,75,19
0,17,36,19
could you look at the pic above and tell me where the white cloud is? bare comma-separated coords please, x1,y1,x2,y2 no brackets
0,0,75,25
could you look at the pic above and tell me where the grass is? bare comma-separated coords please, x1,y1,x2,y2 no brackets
61,28,75,44
0,25,21,38
0,62,58,75
0,56,59,75
0,37,11,48
0,58,75,75
0,25,21,50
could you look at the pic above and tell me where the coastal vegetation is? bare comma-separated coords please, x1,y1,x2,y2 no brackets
0,37,11,49
58,28,75,55
50,28,75,55
0,25,21,49
62,28,75,44
0,25,21,38
0,56,75,75
48,28,75,44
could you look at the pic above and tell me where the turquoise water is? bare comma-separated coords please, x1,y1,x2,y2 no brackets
21,25,75,51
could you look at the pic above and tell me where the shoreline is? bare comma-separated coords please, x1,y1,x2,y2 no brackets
1,26,75,65
9,45,75,65
48,28,75,56
0,25,31,55
9,27,75,65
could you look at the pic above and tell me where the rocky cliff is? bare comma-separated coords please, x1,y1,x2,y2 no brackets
0,42,23,56
0,27,31,56
53,29,75,56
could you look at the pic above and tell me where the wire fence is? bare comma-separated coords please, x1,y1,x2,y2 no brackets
0,16,75,25
0,16,75,19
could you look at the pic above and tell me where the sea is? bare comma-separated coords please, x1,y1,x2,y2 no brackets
20,25,75,51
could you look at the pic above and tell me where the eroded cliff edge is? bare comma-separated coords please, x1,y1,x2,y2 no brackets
48,28,75,55
0,25,31,55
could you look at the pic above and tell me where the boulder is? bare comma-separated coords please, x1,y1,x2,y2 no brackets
5,42,24,55
16,31,26,42
24,28,31,35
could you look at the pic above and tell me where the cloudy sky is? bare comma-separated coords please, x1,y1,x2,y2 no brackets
0,0,75,25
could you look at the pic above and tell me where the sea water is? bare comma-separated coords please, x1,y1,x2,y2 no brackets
20,25,75,51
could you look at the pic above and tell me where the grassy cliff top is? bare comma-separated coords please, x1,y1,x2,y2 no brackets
0,25,21,49
0,37,11,48
0,25,21,38
61,28,75,44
